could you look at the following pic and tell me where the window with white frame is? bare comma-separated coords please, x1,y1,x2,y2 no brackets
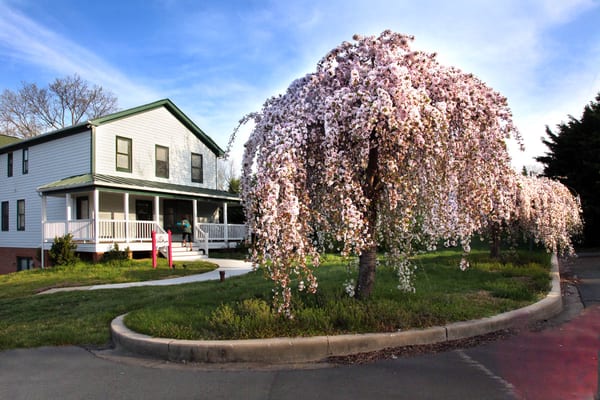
191,153,203,183
1,201,8,231
116,136,132,172
7,152,13,177
16,199,25,231
22,148,28,174
155,145,169,178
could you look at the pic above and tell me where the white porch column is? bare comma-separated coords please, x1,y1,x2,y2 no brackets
223,202,228,246
154,196,160,225
192,199,197,228
93,189,100,245
65,193,72,236
124,193,130,243
65,193,72,220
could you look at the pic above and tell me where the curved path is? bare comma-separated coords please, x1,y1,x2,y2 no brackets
39,258,253,294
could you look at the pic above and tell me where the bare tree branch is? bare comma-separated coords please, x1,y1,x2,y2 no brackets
0,74,119,138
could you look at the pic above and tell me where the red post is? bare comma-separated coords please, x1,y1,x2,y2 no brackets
151,230,157,269
167,229,173,269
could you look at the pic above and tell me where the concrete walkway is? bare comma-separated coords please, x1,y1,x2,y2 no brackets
39,258,254,294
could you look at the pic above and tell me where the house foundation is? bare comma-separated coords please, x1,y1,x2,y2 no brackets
0,247,41,274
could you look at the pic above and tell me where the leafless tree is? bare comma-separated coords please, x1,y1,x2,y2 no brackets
0,74,118,138
217,158,240,192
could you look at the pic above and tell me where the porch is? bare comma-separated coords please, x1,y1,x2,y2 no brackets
39,185,246,259
42,219,247,252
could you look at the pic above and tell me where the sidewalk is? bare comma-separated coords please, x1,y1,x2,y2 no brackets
39,258,253,294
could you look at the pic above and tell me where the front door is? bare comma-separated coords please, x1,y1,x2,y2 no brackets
135,200,153,239
76,196,89,219
136,200,153,221
163,199,192,232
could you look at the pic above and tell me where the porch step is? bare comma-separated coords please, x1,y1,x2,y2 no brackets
163,244,208,262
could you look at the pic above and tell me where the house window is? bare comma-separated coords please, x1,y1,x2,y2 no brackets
17,257,33,272
22,148,29,174
116,136,132,172
17,199,25,231
191,153,203,183
7,152,13,177
155,145,169,178
1,201,8,231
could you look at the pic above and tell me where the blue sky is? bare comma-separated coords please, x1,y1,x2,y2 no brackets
0,0,599,171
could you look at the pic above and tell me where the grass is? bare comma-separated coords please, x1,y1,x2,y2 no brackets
0,258,217,299
0,248,552,350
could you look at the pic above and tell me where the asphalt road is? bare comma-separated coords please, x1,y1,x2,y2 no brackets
1,255,598,400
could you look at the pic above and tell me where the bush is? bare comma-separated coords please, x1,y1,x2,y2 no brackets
49,234,79,266
208,299,278,339
101,243,130,266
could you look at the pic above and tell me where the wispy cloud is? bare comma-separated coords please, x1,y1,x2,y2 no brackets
0,2,159,106
0,0,597,168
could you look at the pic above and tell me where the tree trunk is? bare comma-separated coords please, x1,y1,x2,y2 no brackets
489,224,501,259
355,133,380,300
355,245,377,300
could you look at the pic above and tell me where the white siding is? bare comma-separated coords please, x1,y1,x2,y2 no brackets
0,131,92,248
94,107,219,189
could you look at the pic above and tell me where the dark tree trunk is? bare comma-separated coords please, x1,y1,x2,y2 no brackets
489,224,501,259
355,245,378,300
355,133,380,300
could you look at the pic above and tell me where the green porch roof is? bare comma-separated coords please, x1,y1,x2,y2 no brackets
0,134,22,148
37,173,240,202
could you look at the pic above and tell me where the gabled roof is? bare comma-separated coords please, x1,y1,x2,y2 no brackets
90,99,225,157
37,173,240,202
0,99,225,156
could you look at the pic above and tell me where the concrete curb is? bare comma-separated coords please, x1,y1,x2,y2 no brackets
111,254,562,364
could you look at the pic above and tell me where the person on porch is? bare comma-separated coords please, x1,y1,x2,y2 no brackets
177,215,193,251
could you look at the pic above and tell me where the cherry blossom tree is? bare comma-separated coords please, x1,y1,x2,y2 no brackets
232,30,523,312
514,175,582,256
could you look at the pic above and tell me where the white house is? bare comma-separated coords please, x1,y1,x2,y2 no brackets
0,99,245,274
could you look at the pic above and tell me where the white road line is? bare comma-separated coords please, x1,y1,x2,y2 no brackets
456,350,519,399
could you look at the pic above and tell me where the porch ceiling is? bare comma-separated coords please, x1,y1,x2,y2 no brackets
37,173,240,201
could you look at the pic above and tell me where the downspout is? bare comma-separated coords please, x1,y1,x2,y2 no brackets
93,189,100,248
223,201,228,247
40,192,46,269
124,193,130,244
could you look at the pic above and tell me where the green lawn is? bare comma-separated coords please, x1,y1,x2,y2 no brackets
0,258,217,299
0,248,551,350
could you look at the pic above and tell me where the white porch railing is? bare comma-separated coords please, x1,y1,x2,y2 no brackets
43,220,247,245
43,219,94,242
43,220,166,243
198,223,247,241
194,223,209,255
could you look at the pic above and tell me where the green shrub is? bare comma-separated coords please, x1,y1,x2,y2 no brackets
209,304,242,337
208,299,279,339
101,243,130,266
49,234,79,266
